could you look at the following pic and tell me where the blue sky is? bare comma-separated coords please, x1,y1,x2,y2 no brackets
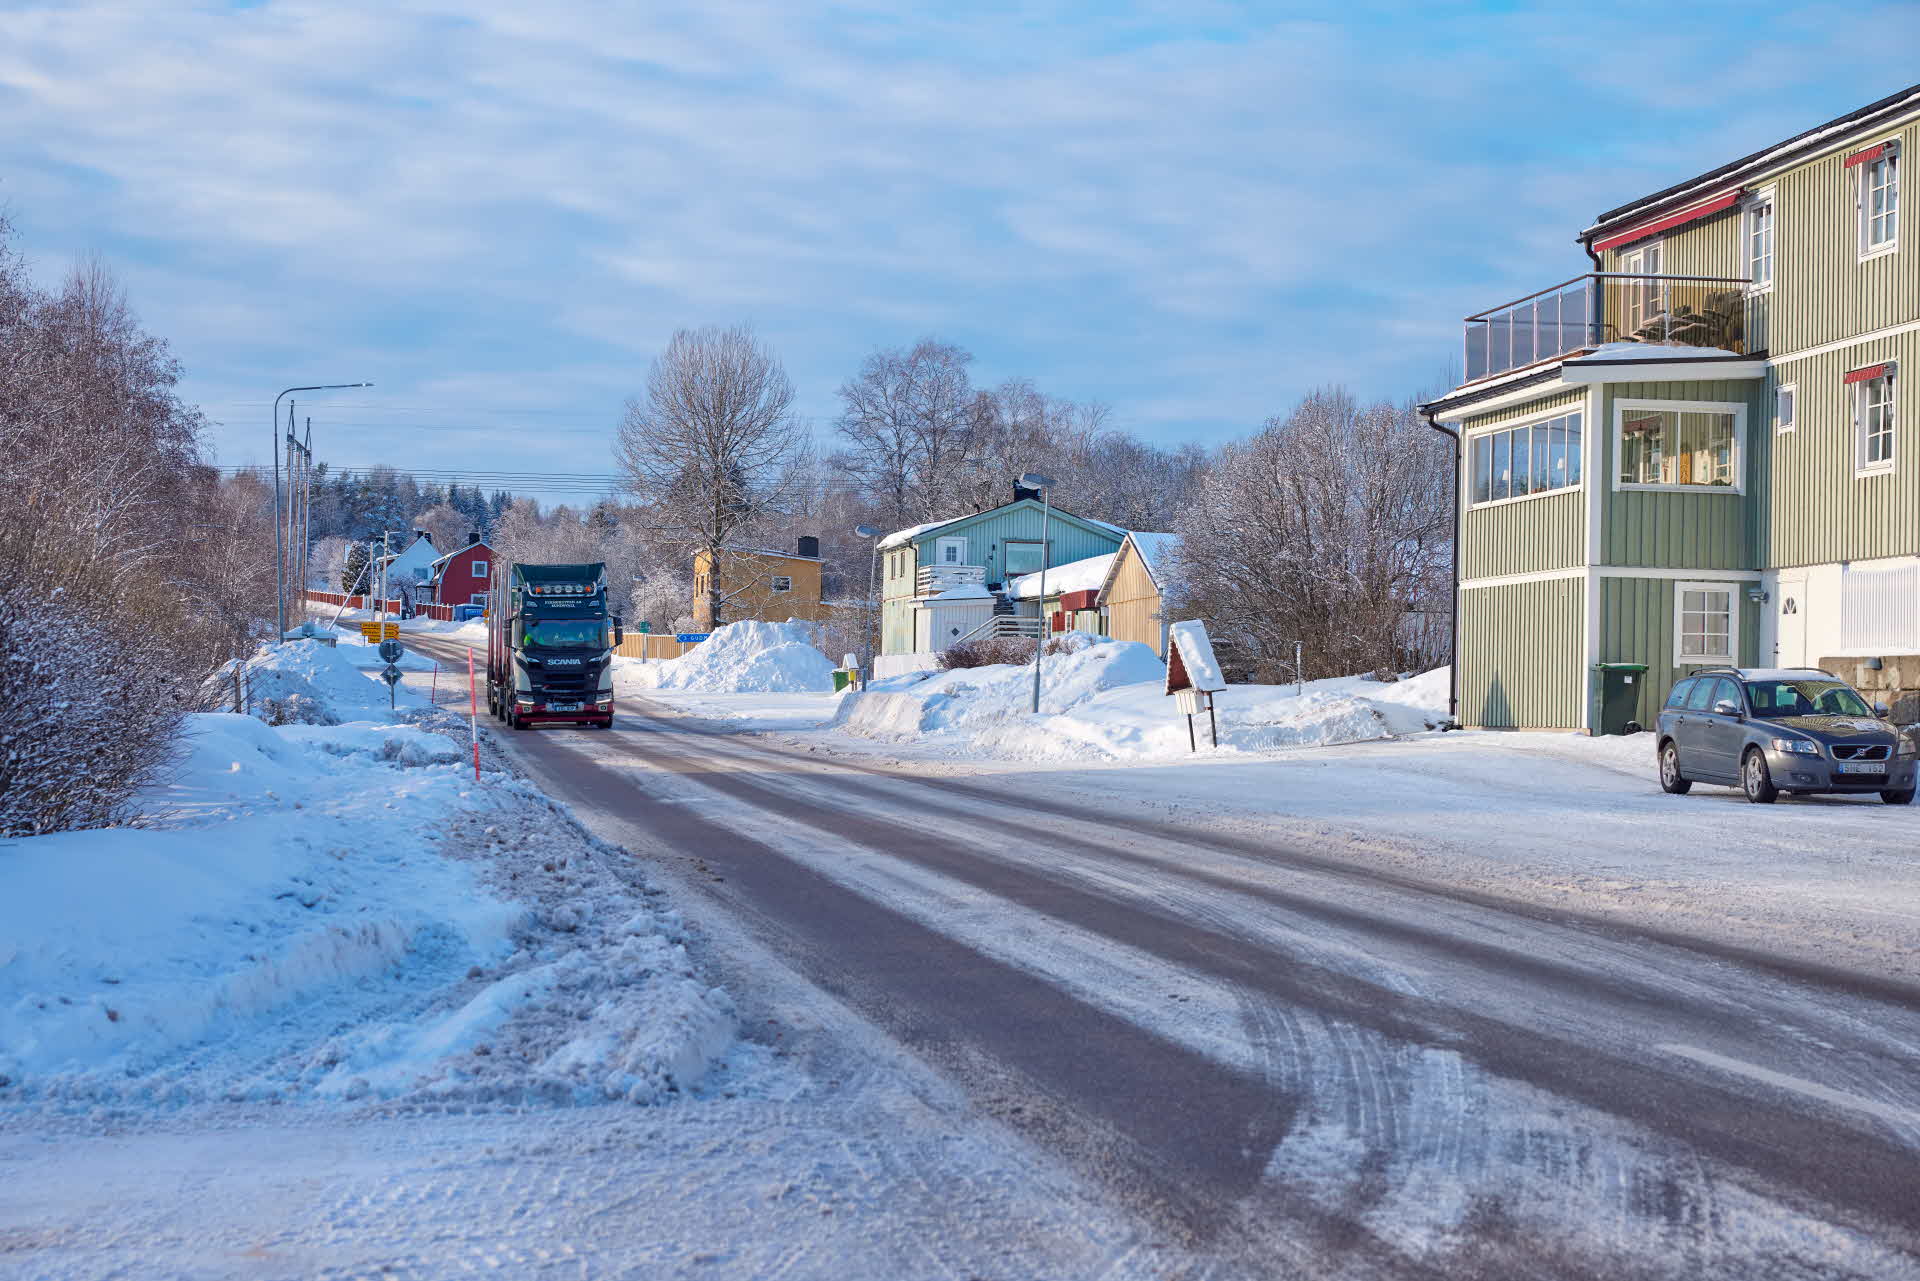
2,1,1914,506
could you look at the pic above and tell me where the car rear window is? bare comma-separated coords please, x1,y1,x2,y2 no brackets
1666,678,1696,708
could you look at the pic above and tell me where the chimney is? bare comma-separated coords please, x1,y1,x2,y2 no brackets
467,531,481,548
415,529,430,543
796,535,820,559
1012,482,1040,503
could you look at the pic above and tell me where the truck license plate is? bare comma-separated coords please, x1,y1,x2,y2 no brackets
546,701,582,713
1836,761,1884,775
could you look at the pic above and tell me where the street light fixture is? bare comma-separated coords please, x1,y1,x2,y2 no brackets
1017,473,1056,714
273,382,371,641
854,524,882,678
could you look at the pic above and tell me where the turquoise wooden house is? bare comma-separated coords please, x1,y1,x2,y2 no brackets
875,493,1126,675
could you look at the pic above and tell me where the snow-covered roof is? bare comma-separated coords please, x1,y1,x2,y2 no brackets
1167,620,1226,693
877,519,953,550
428,539,491,570
1109,532,1178,594
1008,552,1117,601
877,500,1127,551
929,583,994,601
1563,342,1746,364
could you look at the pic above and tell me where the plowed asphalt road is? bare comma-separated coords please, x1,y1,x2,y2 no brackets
412,635,1920,1280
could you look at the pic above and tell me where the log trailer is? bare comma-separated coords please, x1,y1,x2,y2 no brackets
485,561,623,730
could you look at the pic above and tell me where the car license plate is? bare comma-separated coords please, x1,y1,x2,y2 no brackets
1836,761,1884,774
546,701,582,713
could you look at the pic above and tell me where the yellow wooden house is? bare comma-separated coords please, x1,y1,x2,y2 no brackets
691,537,829,631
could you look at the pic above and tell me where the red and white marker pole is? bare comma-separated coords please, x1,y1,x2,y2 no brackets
466,646,481,782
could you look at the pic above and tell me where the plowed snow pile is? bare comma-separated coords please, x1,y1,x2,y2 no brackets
623,620,837,693
202,637,423,723
2,645,735,1111
833,633,1448,760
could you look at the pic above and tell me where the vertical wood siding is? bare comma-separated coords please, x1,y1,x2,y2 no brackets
1769,118,1919,355
1460,390,1589,580
1598,379,1764,569
1599,576,1762,728
1103,543,1165,653
1762,329,1920,568
1459,576,1585,728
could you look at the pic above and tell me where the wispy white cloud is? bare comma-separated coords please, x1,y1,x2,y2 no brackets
0,0,1911,501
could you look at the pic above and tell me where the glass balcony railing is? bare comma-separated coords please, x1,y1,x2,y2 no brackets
1463,273,1754,384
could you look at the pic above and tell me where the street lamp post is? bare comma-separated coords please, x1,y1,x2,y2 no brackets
1018,473,1056,714
854,524,882,678
273,382,371,642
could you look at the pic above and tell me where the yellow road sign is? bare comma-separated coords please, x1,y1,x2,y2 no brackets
358,621,400,642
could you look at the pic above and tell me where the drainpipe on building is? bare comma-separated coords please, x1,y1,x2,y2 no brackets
1421,408,1462,728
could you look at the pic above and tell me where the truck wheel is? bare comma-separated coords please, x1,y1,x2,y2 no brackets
1658,741,1691,794
1742,748,1778,804
1881,786,1915,805
508,710,526,731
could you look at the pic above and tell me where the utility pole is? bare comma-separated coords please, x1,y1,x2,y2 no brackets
272,381,371,642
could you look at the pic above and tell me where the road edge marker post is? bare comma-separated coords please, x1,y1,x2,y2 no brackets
467,646,481,782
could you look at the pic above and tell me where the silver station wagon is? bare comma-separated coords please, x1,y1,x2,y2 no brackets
1655,667,1918,805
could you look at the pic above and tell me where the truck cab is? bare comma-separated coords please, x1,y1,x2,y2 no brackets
486,562,622,730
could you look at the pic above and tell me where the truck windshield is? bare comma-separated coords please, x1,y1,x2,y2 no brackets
523,619,606,649
1746,679,1872,719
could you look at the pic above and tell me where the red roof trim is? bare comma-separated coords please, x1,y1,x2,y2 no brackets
1591,189,1744,254
1843,143,1888,169
1844,362,1893,384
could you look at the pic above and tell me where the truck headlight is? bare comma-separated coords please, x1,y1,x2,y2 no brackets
1770,737,1821,755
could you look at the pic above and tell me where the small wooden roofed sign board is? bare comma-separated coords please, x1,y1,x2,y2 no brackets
1165,620,1226,695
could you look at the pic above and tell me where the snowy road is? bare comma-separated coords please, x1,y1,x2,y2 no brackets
411,641,1920,1280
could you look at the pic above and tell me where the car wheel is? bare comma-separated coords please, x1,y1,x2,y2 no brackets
1881,786,1915,805
1742,748,1778,804
1658,741,1691,794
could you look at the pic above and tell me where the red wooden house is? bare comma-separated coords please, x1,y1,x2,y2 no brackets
428,538,494,607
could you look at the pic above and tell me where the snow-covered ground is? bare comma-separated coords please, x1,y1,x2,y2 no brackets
1,636,1162,1279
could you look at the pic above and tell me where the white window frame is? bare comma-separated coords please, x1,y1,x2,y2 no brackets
1744,189,1775,292
770,574,793,593
1854,369,1897,477
935,535,969,565
472,559,489,578
1774,382,1797,435
1674,580,1737,666
470,593,488,607
1612,398,1748,494
1464,406,1585,509
1618,239,1664,336
1856,143,1900,261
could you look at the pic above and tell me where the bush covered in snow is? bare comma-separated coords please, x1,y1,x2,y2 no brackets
626,620,837,694
200,638,410,726
0,586,185,837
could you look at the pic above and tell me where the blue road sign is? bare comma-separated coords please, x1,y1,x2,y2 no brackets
675,633,710,643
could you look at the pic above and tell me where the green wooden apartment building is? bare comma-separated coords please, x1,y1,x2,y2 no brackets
1424,83,1918,732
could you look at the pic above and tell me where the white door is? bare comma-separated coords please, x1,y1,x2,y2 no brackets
936,536,969,566
1620,241,1663,338
1775,575,1807,666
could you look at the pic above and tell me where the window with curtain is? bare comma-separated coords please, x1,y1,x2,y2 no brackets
1617,408,1739,488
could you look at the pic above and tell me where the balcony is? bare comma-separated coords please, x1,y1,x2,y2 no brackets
917,563,988,596
1463,273,1754,384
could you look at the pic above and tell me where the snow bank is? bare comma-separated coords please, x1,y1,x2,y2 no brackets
623,620,837,694
203,637,421,724
1,647,735,1111
835,636,1450,760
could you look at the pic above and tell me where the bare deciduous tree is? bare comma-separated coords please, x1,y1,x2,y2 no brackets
834,339,975,526
615,325,805,628
1167,389,1451,682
